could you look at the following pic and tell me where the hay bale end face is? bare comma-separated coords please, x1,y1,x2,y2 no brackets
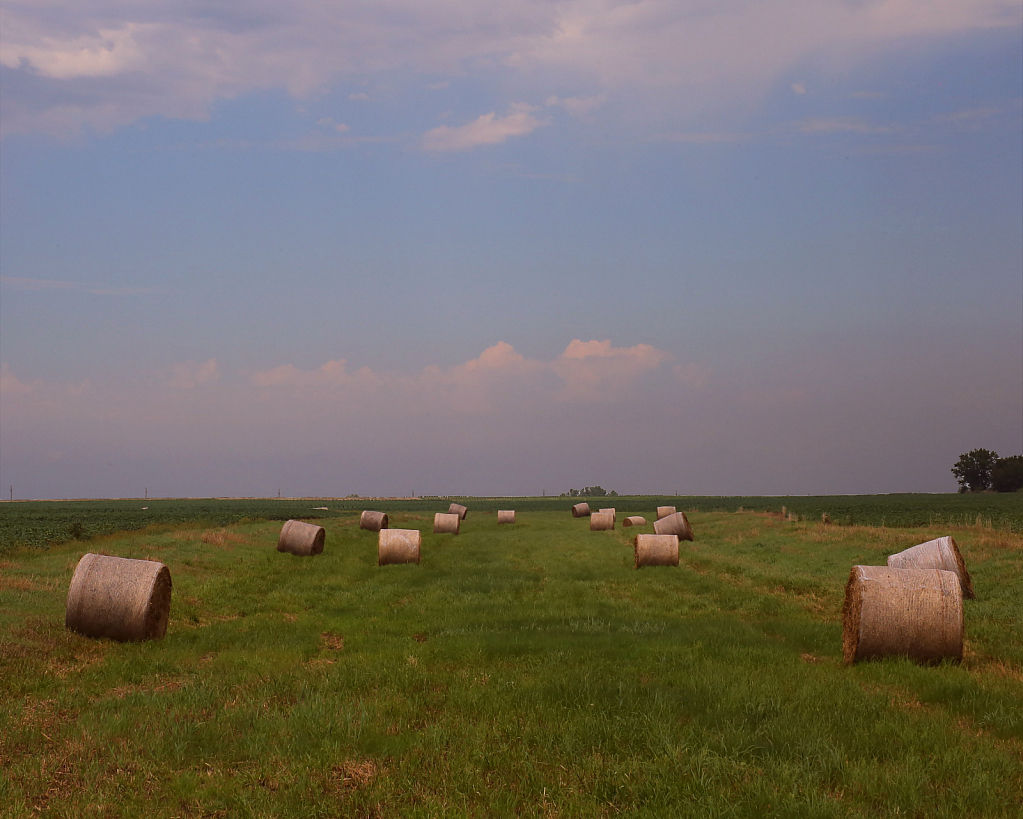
497,510,515,524
277,520,326,556
653,511,694,541
634,534,679,568
656,506,676,520
622,516,646,527
571,503,591,518
590,511,615,531
434,513,461,534
887,536,974,599
66,553,172,642
599,508,616,522
378,529,422,565
360,510,389,532
842,566,963,665
448,503,468,520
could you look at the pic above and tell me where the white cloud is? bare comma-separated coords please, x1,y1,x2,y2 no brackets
421,104,548,152
167,359,219,390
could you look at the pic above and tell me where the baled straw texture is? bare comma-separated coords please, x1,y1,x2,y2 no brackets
448,503,468,520
887,536,974,599
360,510,389,532
590,511,615,531
434,512,461,534
277,520,326,556
622,516,647,527
842,566,963,665
497,510,515,524
599,508,616,522
656,506,676,520
653,511,694,541
66,553,172,642
378,529,422,565
571,503,591,518
634,534,680,568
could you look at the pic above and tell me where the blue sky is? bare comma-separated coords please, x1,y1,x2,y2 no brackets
1,1,1021,499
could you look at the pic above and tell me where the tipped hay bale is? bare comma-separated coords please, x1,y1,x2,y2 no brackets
378,529,422,565
656,506,676,520
572,503,591,518
653,511,694,541
887,536,974,599
66,553,172,642
590,511,615,531
634,534,679,568
448,503,468,520
497,510,515,524
842,566,963,665
434,513,460,534
622,516,646,527
360,510,389,532
599,507,616,522
277,520,325,556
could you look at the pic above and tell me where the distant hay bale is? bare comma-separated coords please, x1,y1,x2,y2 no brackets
821,512,832,525
448,503,468,520
360,510,389,532
634,534,679,568
622,516,646,527
590,511,615,531
497,510,515,524
66,553,172,642
599,507,616,522
842,566,963,665
887,536,974,599
653,511,694,541
434,513,461,534
378,529,422,565
655,506,676,520
572,503,591,518
277,520,325,556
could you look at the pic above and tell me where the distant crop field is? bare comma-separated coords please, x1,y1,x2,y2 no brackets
1,508,1020,817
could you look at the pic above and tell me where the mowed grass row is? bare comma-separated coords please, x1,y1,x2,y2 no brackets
1,511,1021,818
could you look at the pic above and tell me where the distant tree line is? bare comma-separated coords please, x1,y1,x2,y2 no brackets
560,486,618,498
952,449,1023,493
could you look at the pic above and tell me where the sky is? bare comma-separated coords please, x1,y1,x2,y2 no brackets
1,0,1021,500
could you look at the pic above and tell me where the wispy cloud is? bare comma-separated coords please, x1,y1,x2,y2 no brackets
0,276,164,295
794,117,894,135
421,104,549,152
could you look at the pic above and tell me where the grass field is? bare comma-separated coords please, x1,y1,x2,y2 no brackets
1,504,1021,817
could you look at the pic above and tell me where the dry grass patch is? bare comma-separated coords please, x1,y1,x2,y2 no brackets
329,759,381,791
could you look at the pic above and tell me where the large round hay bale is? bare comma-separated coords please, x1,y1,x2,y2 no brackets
599,507,616,522
656,506,676,520
360,510,389,532
65,553,172,642
590,511,615,531
571,503,591,518
434,512,460,534
842,566,963,665
448,503,468,520
634,534,679,568
887,536,974,599
653,511,694,541
277,520,325,556
622,516,646,527
497,510,515,524
378,529,421,565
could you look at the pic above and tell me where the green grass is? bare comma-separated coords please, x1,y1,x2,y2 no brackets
1,509,1021,817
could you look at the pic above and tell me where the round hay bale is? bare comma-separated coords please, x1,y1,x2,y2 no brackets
842,566,963,665
497,510,515,524
378,529,421,565
622,516,646,527
360,510,389,532
599,507,616,522
448,503,468,520
65,553,172,642
434,512,460,534
653,511,694,541
277,520,325,556
590,511,615,531
656,506,676,520
887,536,974,599
571,503,591,518
634,534,679,568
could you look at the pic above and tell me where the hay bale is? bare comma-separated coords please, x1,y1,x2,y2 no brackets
434,512,460,534
653,511,694,541
599,507,616,522
448,503,468,520
360,510,389,532
378,529,422,565
497,510,515,524
656,506,676,520
572,503,591,518
590,511,615,531
842,566,963,665
65,553,172,642
622,516,646,527
887,536,974,599
634,534,679,568
277,520,325,556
